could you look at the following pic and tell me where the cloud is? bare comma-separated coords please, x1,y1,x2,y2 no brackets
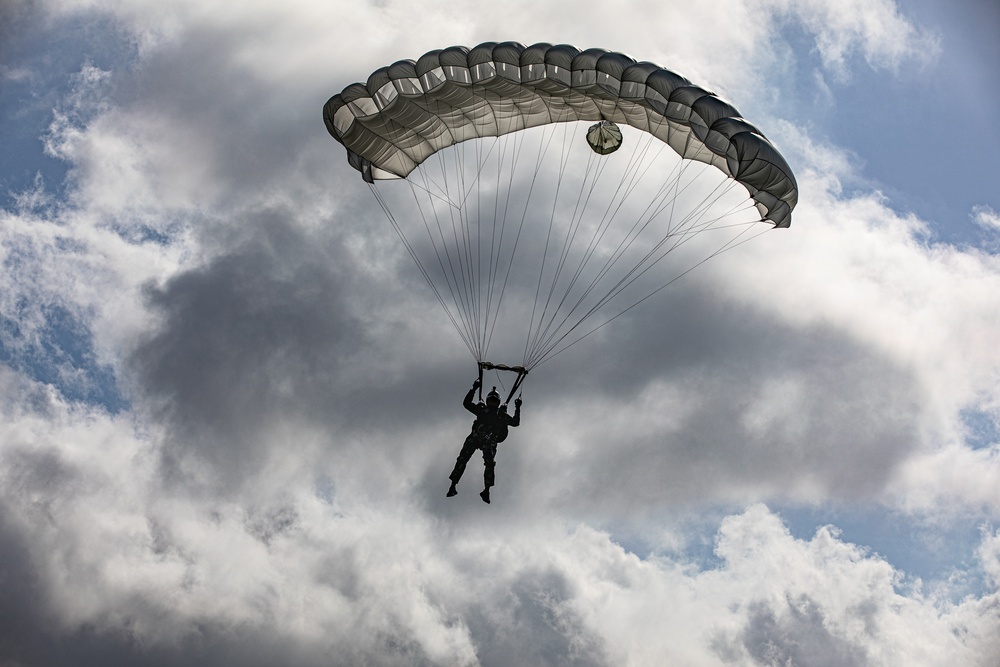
705,505,998,665
538,307,927,512
769,0,940,78
972,205,1000,233
2,391,997,666
2,0,999,665
128,210,370,491
888,444,1000,516
980,527,1000,588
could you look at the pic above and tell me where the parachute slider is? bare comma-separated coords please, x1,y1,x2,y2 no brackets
586,120,623,155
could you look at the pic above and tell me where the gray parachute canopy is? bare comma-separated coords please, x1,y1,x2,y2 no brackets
323,41,797,227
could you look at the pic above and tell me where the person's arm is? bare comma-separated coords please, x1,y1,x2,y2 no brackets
464,379,481,415
508,398,521,427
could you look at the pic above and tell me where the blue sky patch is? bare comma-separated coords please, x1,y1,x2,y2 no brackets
0,302,127,413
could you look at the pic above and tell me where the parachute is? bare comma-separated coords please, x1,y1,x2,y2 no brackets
323,41,797,388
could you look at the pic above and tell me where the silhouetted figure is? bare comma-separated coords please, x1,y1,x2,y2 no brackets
447,378,521,503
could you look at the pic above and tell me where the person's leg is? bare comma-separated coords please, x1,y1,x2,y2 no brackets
448,435,478,496
480,443,496,503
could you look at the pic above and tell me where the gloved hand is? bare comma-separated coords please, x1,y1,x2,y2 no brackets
473,378,482,389
514,397,522,407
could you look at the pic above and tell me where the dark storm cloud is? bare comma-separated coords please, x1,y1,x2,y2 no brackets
0,507,346,667
0,507,56,667
129,210,365,474
127,198,484,496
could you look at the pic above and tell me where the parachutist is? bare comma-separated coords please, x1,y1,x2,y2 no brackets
447,378,521,502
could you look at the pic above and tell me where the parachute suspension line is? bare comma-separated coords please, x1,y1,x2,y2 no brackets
631,167,761,274
480,133,506,358
524,146,765,369
521,136,633,367
618,162,725,270
525,135,658,361
468,122,543,368
452,139,483,359
440,152,483,359
532,219,774,369
524,141,605,364
483,130,531,361
400,133,501,212
471,136,484,359
469,131,510,361
442,139,496,363
484,131,522,356
440,146,482,360
400,172,457,208
461,138,489,358
490,366,507,397
523,121,580,367
575,158,709,303
525,164,732,366
523,132,672,367
454,130,503,211
529,175,772,368
408,167,481,358
524,125,617,366
369,183,478,360
417,154,471,345
371,124,770,373
524,132,666,365
483,132,515,355
465,136,491,358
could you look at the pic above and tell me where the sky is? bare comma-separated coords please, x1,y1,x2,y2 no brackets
1,0,999,665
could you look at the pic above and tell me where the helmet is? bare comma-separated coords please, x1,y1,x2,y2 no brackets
486,388,501,406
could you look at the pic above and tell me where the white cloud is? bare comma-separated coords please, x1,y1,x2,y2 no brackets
722,138,1000,448
980,527,1000,589
889,444,1000,516
0,64,33,82
972,205,1000,232
768,0,940,77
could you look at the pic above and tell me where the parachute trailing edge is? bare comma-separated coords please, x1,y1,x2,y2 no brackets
323,41,797,227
